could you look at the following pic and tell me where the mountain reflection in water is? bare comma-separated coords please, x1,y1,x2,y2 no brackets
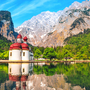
0,63,90,90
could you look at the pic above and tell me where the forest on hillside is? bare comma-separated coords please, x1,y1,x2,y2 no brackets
1,28,90,60
33,28,90,60
0,34,12,59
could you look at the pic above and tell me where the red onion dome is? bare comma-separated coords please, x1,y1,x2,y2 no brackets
13,43,22,49
21,43,29,50
17,34,22,39
21,75,28,81
9,44,14,50
23,36,27,42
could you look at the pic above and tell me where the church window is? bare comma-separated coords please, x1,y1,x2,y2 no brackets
20,52,21,56
23,68,25,72
23,52,25,56
10,52,12,56
10,68,11,72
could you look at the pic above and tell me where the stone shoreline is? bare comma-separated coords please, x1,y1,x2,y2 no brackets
0,74,86,90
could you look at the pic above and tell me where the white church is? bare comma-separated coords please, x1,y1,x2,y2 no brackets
8,34,34,90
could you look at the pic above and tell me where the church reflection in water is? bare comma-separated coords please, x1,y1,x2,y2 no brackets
8,63,33,90
8,34,34,90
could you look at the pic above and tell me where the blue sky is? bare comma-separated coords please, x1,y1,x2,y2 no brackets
0,0,84,28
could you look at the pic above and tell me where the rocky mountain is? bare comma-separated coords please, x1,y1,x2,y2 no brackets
15,11,61,46
15,0,90,47
0,11,18,43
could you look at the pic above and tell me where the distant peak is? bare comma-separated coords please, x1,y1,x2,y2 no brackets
71,1,81,6
41,11,54,15
69,1,82,10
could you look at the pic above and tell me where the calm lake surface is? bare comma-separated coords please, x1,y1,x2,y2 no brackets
0,63,90,90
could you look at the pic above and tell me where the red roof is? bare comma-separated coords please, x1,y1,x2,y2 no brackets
23,36,27,42
21,75,28,81
10,43,29,50
17,34,22,39
9,44,14,50
21,43,29,50
9,35,29,50
13,43,22,49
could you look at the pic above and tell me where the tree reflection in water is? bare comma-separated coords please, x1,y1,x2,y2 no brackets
33,63,90,90
0,63,90,90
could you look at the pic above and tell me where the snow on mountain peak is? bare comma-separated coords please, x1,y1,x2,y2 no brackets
69,1,82,9
15,0,90,46
15,10,61,37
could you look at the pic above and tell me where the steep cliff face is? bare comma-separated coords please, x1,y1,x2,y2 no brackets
0,11,18,43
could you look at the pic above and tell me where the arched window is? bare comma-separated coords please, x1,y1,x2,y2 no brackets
10,68,11,72
20,52,21,56
23,68,25,72
23,52,25,56
10,52,12,56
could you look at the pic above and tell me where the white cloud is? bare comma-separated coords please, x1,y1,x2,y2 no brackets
12,0,50,17
0,0,15,10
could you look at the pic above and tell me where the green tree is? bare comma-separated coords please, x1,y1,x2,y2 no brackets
0,34,12,51
32,47,38,53
34,49,42,60
38,47,45,54
55,46,62,53
56,52,64,60
73,52,81,60
3,51,9,60
43,47,56,61
62,49,73,61
0,52,4,60
82,54,87,60
80,46,88,54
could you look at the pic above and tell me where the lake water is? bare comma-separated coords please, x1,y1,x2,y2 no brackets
0,63,90,90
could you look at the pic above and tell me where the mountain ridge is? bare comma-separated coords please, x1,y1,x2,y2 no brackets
15,0,90,47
